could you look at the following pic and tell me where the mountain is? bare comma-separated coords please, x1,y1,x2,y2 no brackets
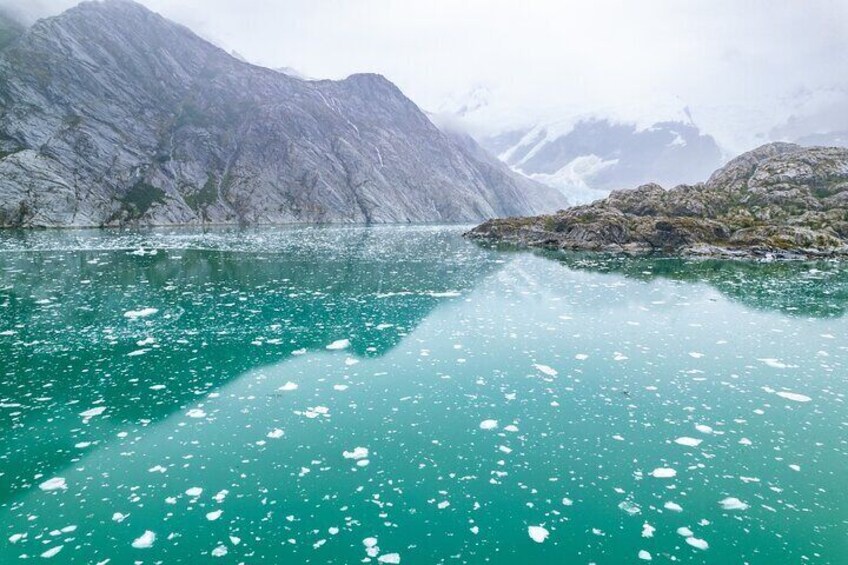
478,118,724,204
467,143,848,259
0,0,566,228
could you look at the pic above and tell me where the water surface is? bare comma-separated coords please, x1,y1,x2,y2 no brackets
0,226,846,563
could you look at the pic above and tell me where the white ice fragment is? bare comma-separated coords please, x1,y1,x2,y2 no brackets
686,537,709,550
775,391,811,402
80,406,107,419
343,447,369,460
326,339,350,350
185,487,203,497
638,550,652,560
528,525,549,543
664,501,683,512
575,353,589,360
41,546,63,558
212,545,228,557
112,512,128,523
39,477,67,491
186,408,207,418
378,554,401,564
533,364,557,376
479,419,498,430
758,358,795,369
718,497,749,511
132,530,156,549
206,509,223,521
267,428,285,439
650,467,677,478
124,308,158,320
278,381,298,391
674,437,703,447
641,522,655,538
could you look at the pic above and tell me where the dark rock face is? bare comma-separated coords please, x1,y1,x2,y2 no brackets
0,0,566,228
467,143,848,258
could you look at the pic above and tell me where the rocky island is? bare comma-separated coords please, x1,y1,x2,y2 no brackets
467,142,848,258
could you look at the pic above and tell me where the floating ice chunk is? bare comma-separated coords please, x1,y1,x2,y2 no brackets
695,424,713,434
437,501,450,509
664,501,683,512
775,391,811,402
533,364,557,376
677,526,693,537
112,512,128,523
378,554,401,564
186,408,207,418
206,509,223,521
41,546,63,558
334,384,349,391
39,477,67,491
148,465,167,473
185,487,203,497
326,339,350,350
688,352,704,359
343,447,369,460
9,533,25,543
212,545,228,557
674,437,702,447
267,428,285,439
719,497,748,511
641,522,655,538
575,354,589,360
686,537,709,550
528,525,549,543
132,531,156,549
650,467,677,478
213,490,229,503
427,291,461,298
363,537,378,548
278,382,298,392
80,406,106,419
504,424,519,432
638,550,652,560
738,438,752,446
789,464,801,472
758,358,795,369
304,406,329,418
479,419,498,430
124,308,158,320
329,527,340,535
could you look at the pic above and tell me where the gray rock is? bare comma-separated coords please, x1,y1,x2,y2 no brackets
0,0,567,228
466,143,848,259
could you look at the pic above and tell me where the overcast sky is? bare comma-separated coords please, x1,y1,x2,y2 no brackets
3,0,847,152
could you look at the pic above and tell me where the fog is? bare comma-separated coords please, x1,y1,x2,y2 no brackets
2,0,846,152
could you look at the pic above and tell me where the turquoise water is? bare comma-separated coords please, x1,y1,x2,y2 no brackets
0,226,846,563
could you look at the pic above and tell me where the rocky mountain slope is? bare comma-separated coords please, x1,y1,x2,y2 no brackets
467,143,848,258
0,1,566,228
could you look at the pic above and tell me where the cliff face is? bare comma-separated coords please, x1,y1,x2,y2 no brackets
0,0,567,227
467,143,848,258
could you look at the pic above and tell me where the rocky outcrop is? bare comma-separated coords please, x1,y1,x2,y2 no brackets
0,1,567,228
467,143,848,258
